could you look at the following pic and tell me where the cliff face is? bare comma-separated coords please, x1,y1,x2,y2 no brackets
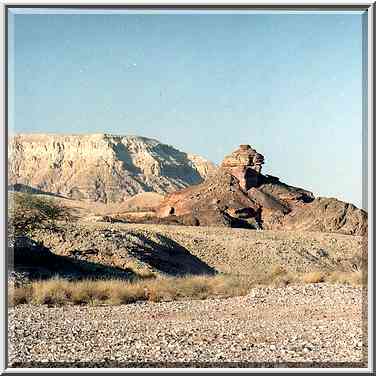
156,145,367,236
9,134,216,203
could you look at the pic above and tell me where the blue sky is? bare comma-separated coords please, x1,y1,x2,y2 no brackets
8,9,366,208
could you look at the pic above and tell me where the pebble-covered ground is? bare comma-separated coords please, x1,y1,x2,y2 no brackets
9,283,367,368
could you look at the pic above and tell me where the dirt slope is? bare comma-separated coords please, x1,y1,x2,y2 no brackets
29,222,365,278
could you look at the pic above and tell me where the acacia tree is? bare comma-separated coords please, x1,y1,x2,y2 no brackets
8,193,73,237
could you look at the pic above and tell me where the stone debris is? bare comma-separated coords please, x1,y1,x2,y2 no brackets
8,284,366,367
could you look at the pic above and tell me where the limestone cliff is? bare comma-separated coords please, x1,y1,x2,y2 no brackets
9,133,216,203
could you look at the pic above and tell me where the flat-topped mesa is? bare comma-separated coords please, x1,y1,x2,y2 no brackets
220,145,265,191
9,134,216,203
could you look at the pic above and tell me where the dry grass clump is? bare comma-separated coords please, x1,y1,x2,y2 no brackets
266,265,365,287
32,278,73,305
302,271,325,284
8,268,367,307
326,271,364,286
267,264,298,287
8,285,33,307
8,274,256,307
271,265,287,277
126,260,156,281
106,280,146,305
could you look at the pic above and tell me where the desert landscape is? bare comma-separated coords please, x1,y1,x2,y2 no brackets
7,133,368,368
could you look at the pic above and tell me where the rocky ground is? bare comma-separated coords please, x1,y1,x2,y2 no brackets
28,222,365,279
9,284,367,368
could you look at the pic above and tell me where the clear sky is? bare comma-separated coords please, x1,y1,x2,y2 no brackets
8,9,366,208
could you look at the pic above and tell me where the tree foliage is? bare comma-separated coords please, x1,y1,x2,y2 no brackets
8,193,73,236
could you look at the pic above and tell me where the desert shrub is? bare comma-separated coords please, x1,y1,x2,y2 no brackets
10,269,367,307
270,265,287,278
70,280,111,305
327,271,364,286
8,285,33,306
109,282,146,304
125,260,156,281
9,193,74,236
266,265,298,287
10,274,254,306
141,278,179,302
302,271,325,284
31,277,73,305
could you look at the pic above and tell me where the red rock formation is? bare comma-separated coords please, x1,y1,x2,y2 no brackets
155,145,367,236
221,144,264,190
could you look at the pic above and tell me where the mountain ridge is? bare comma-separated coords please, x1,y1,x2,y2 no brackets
9,133,216,203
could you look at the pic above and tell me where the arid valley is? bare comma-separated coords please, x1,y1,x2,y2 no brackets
8,133,368,368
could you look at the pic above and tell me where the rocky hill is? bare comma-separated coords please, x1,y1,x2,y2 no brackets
21,222,365,282
156,145,367,236
9,133,216,203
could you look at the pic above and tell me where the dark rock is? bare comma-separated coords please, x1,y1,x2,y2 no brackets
317,249,329,257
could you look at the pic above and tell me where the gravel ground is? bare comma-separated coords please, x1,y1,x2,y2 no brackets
9,283,367,368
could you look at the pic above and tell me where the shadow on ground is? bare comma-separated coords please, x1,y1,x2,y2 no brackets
8,183,67,199
9,231,217,285
9,236,135,284
125,232,216,276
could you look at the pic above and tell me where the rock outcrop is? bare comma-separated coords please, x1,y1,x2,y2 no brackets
281,197,368,236
221,144,264,190
156,145,367,236
9,134,216,203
